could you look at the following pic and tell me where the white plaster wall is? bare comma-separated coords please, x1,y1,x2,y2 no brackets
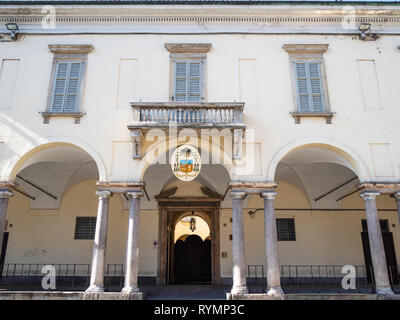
0,33,399,182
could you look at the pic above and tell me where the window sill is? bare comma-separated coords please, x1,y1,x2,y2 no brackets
290,112,335,124
40,112,85,124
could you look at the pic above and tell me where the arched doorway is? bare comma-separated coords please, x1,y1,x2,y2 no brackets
173,215,211,284
142,163,227,286
0,142,103,289
269,143,398,289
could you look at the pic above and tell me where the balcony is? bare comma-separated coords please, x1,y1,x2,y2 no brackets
127,102,246,159
127,102,245,130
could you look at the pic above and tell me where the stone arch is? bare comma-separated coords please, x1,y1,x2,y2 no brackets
1,137,107,182
173,211,212,231
137,137,234,181
267,138,371,183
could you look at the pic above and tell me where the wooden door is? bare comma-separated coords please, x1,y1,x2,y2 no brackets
173,235,211,284
0,232,9,280
361,230,399,285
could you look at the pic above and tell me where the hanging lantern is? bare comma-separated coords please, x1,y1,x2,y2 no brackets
190,217,196,232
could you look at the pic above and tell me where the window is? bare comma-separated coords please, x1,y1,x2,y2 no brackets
74,217,96,240
42,44,94,124
165,43,211,102
276,218,296,241
283,44,334,124
50,61,83,113
294,61,324,112
174,60,202,102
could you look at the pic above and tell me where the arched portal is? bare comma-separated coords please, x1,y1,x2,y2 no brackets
273,143,363,209
4,143,102,210
143,163,228,286
0,142,105,284
256,142,399,288
173,214,211,284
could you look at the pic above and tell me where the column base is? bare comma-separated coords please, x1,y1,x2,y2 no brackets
83,292,144,300
230,286,248,295
85,285,104,293
267,286,285,299
121,285,140,294
376,286,394,295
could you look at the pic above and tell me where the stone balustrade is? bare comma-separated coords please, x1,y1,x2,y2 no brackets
128,102,245,129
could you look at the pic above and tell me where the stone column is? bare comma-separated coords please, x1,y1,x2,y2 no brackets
261,192,284,298
230,191,248,295
122,191,143,294
86,191,112,292
0,189,13,255
394,192,400,224
360,191,393,295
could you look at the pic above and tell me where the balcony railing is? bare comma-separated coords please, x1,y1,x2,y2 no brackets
128,102,245,129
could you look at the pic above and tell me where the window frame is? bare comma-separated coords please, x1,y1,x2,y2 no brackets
165,43,211,103
74,216,97,240
293,60,325,113
48,59,86,113
42,44,93,124
172,59,204,102
276,218,296,242
283,44,334,124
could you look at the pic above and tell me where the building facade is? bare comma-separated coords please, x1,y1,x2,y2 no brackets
0,0,400,299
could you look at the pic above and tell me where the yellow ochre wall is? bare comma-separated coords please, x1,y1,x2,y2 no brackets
4,180,400,279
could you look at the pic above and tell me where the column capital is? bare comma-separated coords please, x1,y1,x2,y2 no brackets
0,189,14,199
96,190,112,199
360,191,380,200
126,191,143,199
229,191,246,200
261,192,277,200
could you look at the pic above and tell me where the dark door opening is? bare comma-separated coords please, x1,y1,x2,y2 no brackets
0,232,9,280
173,235,211,284
361,219,399,285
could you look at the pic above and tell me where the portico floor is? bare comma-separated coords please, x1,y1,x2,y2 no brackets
143,285,230,300
0,286,400,300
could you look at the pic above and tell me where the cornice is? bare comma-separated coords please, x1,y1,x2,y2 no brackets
48,44,94,54
2,15,400,24
283,43,329,54
359,182,400,194
165,43,212,53
1,5,400,25
97,181,145,193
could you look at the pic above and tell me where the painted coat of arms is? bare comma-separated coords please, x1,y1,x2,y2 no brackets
171,145,201,181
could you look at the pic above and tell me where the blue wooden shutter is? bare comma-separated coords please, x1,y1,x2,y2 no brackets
295,61,325,112
295,62,311,112
50,62,68,112
188,61,201,102
65,62,82,112
308,62,324,112
174,61,187,102
50,61,82,112
174,60,202,102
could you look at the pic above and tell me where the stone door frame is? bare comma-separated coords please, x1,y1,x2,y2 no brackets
156,199,221,285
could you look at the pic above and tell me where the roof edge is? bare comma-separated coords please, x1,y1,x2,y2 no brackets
0,1,400,6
